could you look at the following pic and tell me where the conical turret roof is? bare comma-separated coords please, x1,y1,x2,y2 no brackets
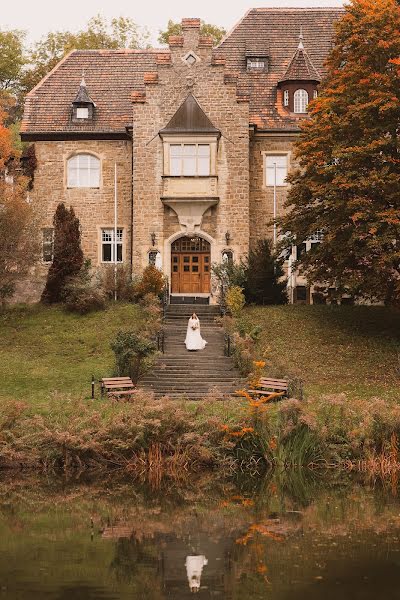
72,76,96,105
279,31,321,83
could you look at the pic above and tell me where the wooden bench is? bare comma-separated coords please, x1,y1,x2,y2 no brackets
100,377,137,400
247,377,289,400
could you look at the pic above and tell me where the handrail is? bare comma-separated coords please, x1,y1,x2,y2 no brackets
219,281,227,316
224,333,233,357
162,276,169,321
157,329,165,354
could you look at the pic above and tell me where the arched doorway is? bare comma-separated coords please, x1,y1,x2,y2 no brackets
171,236,211,294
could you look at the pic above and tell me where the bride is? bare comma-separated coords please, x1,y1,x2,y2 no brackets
185,313,207,351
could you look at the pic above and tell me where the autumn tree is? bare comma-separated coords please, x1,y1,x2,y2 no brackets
280,0,400,304
41,203,84,304
158,20,226,46
0,100,39,301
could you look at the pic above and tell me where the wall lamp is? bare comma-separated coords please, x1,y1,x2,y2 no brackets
151,232,156,247
225,231,231,245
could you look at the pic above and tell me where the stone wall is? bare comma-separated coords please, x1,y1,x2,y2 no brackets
20,139,132,301
249,133,298,251
131,23,250,288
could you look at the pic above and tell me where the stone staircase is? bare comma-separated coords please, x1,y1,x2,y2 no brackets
140,304,241,399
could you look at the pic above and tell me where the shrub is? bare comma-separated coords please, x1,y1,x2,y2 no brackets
212,260,247,289
41,203,84,304
111,330,157,383
134,265,165,299
139,293,162,337
226,285,245,317
101,264,136,301
243,239,287,305
63,260,106,314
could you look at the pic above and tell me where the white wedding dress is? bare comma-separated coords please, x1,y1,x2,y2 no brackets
185,317,207,351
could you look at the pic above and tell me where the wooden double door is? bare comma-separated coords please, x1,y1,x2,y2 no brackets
171,253,211,294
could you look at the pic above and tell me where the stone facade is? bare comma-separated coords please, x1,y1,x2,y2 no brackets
20,10,343,304
131,25,249,302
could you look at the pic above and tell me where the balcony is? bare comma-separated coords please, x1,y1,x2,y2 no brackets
161,175,218,200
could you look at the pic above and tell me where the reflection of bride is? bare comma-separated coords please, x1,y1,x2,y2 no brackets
185,555,208,593
185,313,207,351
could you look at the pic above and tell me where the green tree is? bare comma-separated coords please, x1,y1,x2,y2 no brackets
22,15,149,94
244,239,287,305
41,203,84,304
158,19,226,46
280,0,400,305
0,29,25,94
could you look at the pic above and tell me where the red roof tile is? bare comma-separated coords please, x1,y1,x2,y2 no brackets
21,8,344,137
217,7,343,130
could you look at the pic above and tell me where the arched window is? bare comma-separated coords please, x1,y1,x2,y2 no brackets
67,154,100,188
294,89,309,114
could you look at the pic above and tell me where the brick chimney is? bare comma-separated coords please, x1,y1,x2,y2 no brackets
181,18,201,50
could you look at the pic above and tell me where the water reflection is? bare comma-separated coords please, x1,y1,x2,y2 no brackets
0,473,399,599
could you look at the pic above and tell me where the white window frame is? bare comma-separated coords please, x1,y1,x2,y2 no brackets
283,90,289,107
76,107,89,119
264,153,290,187
67,154,100,188
169,143,211,177
294,89,309,114
247,58,266,70
42,228,54,263
101,228,123,263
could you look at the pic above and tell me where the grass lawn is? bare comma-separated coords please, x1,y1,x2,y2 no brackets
243,305,400,401
0,303,145,407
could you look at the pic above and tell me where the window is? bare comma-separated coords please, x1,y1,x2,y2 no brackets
295,286,308,302
101,228,123,263
148,251,158,266
247,58,266,70
185,53,197,66
265,154,288,187
222,250,233,264
42,228,54,262
283,90,289,107
169,144,210,176
310,230,324,242
76,107,89,119
313,89,318,100
67,154,100,188
294,89,309,113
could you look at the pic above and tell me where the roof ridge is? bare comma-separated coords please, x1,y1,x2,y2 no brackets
71,48,168,54
250,6,345,11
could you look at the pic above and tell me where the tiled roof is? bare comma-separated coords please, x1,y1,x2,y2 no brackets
217,7,343,130
279,40,321,83
160,94,220,135
21,49,167,137
21,8,344,137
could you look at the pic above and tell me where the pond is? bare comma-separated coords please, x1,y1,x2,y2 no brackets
0,473,400,599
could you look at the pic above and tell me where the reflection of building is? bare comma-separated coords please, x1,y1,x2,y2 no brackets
21,9,342,304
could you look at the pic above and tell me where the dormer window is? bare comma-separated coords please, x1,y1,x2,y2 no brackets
247,57,267,72
71,76,96,123
76,107,89,119
294,89,309,113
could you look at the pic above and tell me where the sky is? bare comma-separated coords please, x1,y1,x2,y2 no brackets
2,0,345,46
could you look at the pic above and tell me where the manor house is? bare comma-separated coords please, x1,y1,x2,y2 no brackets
21,8,343,304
